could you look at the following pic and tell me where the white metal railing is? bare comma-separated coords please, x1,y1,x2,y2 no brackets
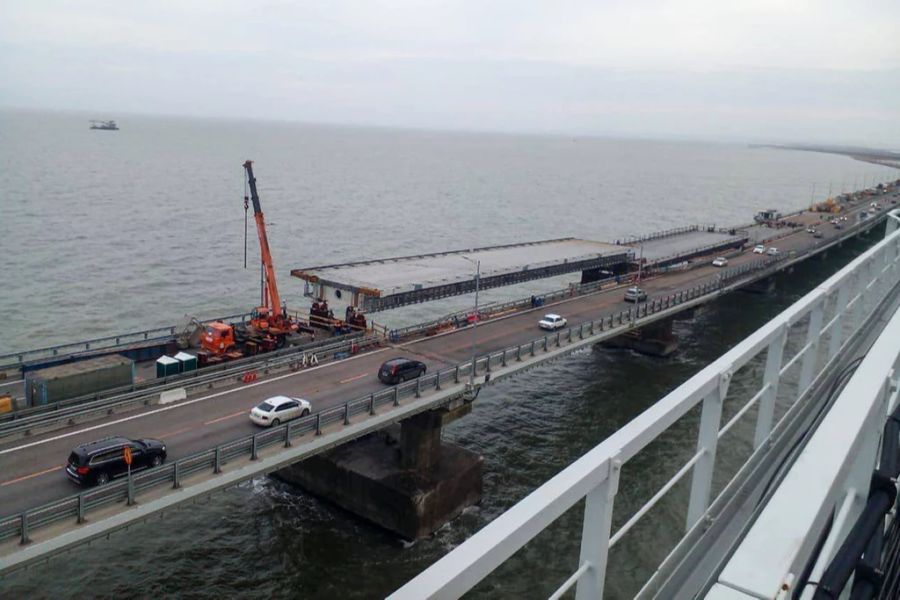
389,210,900,600
712,276,900,598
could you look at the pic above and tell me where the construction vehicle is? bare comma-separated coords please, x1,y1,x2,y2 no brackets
308,299,367,334
754,209,782,224
197,161,299,366
811,198,843,214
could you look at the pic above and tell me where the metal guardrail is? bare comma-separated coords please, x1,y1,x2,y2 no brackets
0,312,252,370
0,278,723,545
644,234,750,268
0,210,891,553
3,211,884,439
387,274,628,341
0,333,374,438
0,225,865,547
388,211,900,599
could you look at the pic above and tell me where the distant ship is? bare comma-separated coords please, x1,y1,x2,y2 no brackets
89,120,119,131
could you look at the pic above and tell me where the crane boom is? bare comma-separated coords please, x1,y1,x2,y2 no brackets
243,160,283,322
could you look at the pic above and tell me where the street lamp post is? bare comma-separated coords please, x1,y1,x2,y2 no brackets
628,235,644,283
461,256,481,389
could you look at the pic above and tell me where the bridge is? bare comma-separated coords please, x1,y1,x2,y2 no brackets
390,209,900,599
0,190,897,577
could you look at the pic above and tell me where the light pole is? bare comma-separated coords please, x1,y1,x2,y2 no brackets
636,242,644,283
628,235,644,283
461,256,481,388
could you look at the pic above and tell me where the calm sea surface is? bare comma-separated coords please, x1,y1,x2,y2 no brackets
0,109,895,598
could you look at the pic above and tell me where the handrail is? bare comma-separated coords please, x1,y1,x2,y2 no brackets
0,333,375,437
0,312,253,368
4,210,883,438
388,211,900,599
0,209,893,554
0,220,875,547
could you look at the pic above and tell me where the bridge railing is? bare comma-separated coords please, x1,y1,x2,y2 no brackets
0,312,256,371
388,213,900,600
0,333,374,437
1,214,892,551
0,257,790,547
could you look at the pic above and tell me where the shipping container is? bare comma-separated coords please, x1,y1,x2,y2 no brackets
25,355,135,407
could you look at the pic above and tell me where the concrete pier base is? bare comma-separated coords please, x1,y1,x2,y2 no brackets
601,320,678,356
275,405,483,540
742,277,776,294
673,304,708,322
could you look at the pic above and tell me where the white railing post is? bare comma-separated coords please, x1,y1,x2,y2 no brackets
798,300,825,398
754,327,787,449
575,458,622,600
887,210,900,236
686,371,731,530
849,268,866,332
827,281,852,361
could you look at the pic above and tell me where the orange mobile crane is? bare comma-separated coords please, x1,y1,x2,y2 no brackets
199,161,298,364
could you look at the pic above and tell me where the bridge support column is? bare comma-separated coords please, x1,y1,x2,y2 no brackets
741,276,776,294
274,402,482,540
600,318,678,357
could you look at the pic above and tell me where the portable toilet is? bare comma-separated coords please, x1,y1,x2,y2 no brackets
174,351,197,373
156,355,180,378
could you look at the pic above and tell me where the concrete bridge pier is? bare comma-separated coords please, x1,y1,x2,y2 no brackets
600,318,678,357
274,401,482,540
742,276,776,294
673,304,709,321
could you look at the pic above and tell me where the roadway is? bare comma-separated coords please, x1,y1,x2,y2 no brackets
0,192,896,519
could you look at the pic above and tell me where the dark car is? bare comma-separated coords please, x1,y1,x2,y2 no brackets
378,358,427,384
66,436,167,486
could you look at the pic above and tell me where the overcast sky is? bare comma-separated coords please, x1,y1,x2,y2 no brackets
1,1,898,145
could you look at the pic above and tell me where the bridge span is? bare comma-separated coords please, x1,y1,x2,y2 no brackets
0,194,897,577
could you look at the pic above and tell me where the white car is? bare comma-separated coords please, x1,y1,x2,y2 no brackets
752,245,766,254
624,286,648,303
805,227,816,234
712,257,728,267
767,247,780,256
250,395,311,427
538,314,567,330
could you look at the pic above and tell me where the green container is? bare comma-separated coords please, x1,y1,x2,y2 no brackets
156,355,180,378
174,351,197,373
25,355,135,407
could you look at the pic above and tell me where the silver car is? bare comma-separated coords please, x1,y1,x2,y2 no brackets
624,286,648,303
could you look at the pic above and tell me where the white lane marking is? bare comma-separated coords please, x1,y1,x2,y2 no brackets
0,346,389,456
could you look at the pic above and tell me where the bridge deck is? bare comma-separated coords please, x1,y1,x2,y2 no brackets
292,237,630,311
627,229,746,264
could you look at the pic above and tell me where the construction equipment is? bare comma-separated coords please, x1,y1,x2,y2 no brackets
811,198,843,214
198,161,299,366
754,209,782,224
241,160,296,337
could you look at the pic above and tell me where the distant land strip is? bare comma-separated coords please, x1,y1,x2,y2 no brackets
750,143,900,170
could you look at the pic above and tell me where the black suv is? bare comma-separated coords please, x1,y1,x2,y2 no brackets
66,436,167,486
378,358,427,384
